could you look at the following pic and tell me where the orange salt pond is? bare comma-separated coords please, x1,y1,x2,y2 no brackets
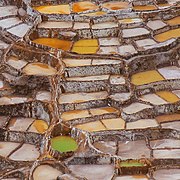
29,120,48,134
133,5,157,11
166,16,180,26
23,63,57,76
72,39,99,54
158,4,171,9
33,38,72,51
156,91,179,103
154,29,180,42
131,70,165,86
72,1,98,13
34,5,70,14
102,2,129,10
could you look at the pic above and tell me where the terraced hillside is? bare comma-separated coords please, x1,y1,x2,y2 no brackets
0,0,180,179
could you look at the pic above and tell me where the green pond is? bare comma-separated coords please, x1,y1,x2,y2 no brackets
51,136,78,153
120,161,144,167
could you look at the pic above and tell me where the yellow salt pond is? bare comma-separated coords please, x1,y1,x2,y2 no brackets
82,11,106,16
131,70,165,86
30,120,48,134
23,63,57,76
166,16,180,26
91,107,119,115
154,28,180,42
119,18,142,24
133,5,157,11
72,39,99,54
74,39,98,46
33,38,72,51
72,1,98,13
101,118,125,130
156,91,179,103
34,5,70,14
75,118,125,132
102,2,129,10
75,121,106,132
